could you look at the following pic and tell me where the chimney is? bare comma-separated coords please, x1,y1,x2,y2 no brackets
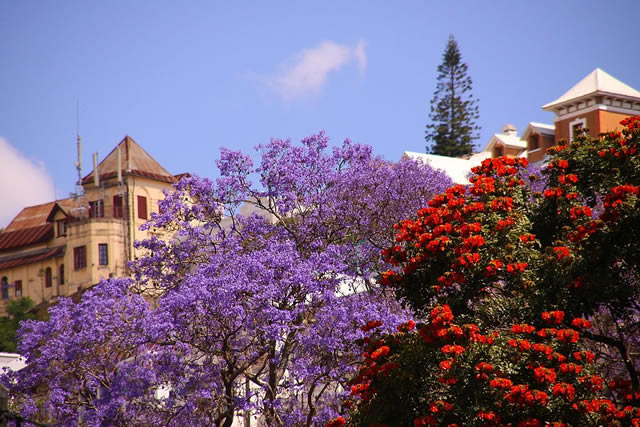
502,124,517,136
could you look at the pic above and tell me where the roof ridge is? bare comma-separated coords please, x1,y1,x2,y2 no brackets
82,135,174,184
543,68,640,110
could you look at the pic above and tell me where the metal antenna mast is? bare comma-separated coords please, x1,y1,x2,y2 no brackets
72,102,88,218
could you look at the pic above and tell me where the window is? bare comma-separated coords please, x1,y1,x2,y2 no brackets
15,280,22,297
528,134,540,151
113,195,123,218
45,267,52,288
57,219,67,237
492,144,504,158
569,117,587,141
1,277,7,299
59,265,65,285
137,195,148,220
74,246,87,270
89,200,104,218
98,244,108,266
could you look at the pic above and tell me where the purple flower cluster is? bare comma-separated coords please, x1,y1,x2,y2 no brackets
4,132,453,425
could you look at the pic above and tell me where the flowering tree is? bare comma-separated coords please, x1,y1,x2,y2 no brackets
4,132,452,425
2,279,160,426
341,118,640,425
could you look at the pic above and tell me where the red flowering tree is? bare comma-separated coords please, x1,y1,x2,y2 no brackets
339,117,640,425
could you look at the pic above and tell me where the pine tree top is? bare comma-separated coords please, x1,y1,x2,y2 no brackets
425,34,480,157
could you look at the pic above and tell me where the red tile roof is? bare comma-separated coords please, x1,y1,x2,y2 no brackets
0,246,64,270
0,224,54,251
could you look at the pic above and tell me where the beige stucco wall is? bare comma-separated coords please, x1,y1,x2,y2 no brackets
0,174,175,315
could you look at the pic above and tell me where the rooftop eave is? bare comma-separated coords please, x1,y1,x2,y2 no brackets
543,91,640,112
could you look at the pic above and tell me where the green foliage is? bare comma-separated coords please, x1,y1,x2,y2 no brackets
0,297,37,353
425,35,480,157
343,117,640,425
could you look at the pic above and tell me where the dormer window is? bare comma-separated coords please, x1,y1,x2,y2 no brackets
56,219,67,237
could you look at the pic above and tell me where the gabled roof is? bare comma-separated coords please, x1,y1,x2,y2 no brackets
521,122,555,141
483,133,527,153
402,151,490,185
543,68,640,110
82,135,176,185
4,199,74,232
528,122,555,135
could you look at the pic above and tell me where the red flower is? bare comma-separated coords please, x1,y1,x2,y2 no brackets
512,324,536,334
441,344,465,356
371,345,390,360
552,383,576,401
361,320,384,332
533,366,557,383
489,377,513,389
397,319,416,332
439,358,453,371
570,318,592,329
326,417,346,427
542,311,565,325
552,246,571,260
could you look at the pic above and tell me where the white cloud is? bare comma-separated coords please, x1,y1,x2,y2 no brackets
0,137,55,228
269,39,367,100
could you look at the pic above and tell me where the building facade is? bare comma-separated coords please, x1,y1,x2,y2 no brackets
484,68,640,162
0,136,184,314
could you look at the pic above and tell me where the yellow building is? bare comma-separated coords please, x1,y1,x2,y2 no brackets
0,136,185,314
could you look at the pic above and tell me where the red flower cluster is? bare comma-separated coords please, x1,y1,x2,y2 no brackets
326,416,346,427
547,159,569,170
397,319,416,333
533,366,557,384
557,174,579,185
620,115,640,129
541,311,565,325
556,329,579,343
508,338,532,352
477,411,500,422
361,320,384,332
570,318,591,329
441,344,465,356
470,156,528,177
552,246,571,260
552,382,576,401
572,351,595,363
569,206,592,221
601,184,639,222
371,346,390,360
505,384,549,406
512,324,536,334
506,262,528,274
519,234,536,243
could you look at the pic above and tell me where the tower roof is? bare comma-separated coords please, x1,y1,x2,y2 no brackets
543,68,640,111
82,135,176,185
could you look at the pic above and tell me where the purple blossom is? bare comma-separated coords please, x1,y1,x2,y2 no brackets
6,133,452,425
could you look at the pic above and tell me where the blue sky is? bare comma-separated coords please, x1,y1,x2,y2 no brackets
2,1,640,227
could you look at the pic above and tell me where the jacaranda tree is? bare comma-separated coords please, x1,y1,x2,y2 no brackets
3,132,453,426
340,118,640,425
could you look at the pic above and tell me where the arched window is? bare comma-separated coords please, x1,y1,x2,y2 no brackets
45,267,53,288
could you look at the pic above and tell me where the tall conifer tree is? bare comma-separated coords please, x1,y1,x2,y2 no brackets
425,35,480,156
